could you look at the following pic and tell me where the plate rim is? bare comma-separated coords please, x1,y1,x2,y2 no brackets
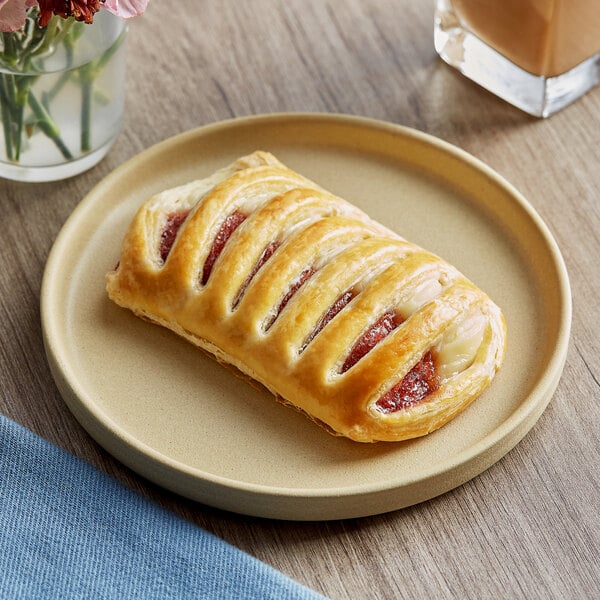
41,112,572,517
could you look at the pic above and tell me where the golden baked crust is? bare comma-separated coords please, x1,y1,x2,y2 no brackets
106,151,506,443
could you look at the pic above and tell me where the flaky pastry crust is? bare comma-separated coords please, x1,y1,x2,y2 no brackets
106,151,506,442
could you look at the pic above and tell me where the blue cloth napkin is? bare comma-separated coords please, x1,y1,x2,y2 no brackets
0,415,325,599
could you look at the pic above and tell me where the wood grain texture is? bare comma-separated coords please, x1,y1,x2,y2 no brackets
1,1,599,598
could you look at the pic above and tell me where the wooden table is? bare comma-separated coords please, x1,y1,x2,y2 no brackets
2,1,599,598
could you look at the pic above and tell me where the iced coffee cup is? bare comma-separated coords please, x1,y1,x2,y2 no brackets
434,0,600,117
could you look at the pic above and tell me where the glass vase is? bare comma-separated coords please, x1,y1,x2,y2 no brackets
0,10,126,182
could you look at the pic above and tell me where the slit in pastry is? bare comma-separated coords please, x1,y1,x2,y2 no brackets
202,210,247,284
159,210,190,263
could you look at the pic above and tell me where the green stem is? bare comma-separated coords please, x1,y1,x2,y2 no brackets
27,91,73,160
80,74,92,152
2,73,18,114
19,16,77,69
76,27,126,154
13,100,24,162
28,17,59,58
0,74,19,161
0,92,15,161
13,74,37,161
1,12,123,165
1,11,85,165
2,32,18,67
39,22,84,109
43,69,71,106
96,27,127,71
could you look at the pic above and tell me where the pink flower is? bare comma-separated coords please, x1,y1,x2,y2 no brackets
38,0,102,26
103,0,149,19
0,0,36,32
1,0,149,31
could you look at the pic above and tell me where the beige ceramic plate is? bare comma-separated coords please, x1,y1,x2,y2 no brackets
41,113,571,520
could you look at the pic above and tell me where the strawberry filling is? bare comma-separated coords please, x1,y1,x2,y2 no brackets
376,351,439,413
202,210,247,284
277,267,315,314
233,241,281,308
265,267,316,330
302,290,356,351
159,210,190,262
341,311,400,373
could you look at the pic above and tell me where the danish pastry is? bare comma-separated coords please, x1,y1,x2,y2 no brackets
106,151,506,442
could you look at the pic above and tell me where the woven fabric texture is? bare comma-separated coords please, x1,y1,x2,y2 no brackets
0,415,325,599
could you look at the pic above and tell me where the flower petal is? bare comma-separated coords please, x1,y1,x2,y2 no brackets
37,0,105,26
0,0,36,32
102,0,149,19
